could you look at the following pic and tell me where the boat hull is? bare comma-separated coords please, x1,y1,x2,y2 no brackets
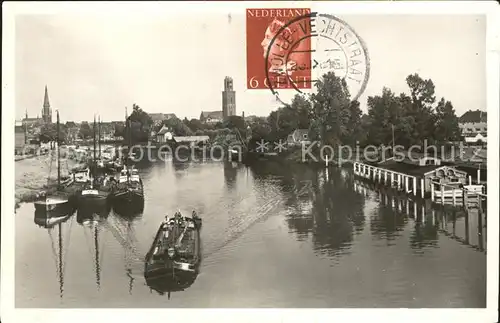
33,195,73,215
77,189,110,207
144,214,202,295
112,198,145,218
34,211,73,228
145,215,202,270
112,188,144,203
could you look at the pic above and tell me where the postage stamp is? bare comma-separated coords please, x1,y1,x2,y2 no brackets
246,8,313,90
264,12,370,104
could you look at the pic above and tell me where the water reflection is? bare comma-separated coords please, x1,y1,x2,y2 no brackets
249,164,366,260
172,159,192,178
308,169,365,259
112,200,145,220
144,267,199,298
106,210,143,295
436,207,486,253
223,160,238,189
33,208,76,299
76,203,111,291
353,179,487,254
17,161,486,307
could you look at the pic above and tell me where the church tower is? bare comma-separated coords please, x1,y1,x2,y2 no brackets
42,85,52,124
222,76,236,119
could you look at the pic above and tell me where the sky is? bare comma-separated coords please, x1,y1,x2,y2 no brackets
15,12,486,123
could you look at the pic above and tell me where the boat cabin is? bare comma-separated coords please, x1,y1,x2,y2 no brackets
118,167,141,183
73,168,91,183
119,169,128,183
374,155,468,194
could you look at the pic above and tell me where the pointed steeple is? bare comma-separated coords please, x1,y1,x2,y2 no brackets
42,85,52,123
43,85,50,108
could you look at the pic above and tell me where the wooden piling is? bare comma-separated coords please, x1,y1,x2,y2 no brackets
462,187,468,208
431,182,435,201
440,184,445,205
420,178,425,198
413,177,417,196
464,208,469,244
478,206,484,251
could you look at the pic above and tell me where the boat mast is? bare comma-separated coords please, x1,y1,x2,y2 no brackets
57,110,61,188
58,222,64,298
95,225,101,290
93,115,97,179
98,116,102,159
392,124,395,158
128,118,132,167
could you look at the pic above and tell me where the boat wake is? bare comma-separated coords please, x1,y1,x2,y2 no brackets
201,185,286,263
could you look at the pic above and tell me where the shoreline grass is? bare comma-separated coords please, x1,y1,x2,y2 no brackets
15,153,85,210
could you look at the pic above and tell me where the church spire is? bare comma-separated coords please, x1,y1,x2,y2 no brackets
42,85,52,123
43,85,50,108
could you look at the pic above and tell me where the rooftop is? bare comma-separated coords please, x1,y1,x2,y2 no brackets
157,125,171,135
174,136,210,143
200,111,223,119
377,159,443,177
149,113,177,121
459,110,487,123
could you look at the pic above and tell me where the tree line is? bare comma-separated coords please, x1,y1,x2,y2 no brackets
48,72,460,150
247,72,461,150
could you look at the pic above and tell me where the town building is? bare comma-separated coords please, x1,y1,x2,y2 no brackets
15,120,26,154
149,113,177,128
287,129,310,147
376,155,468,193
200,111,223,124
222,76,236,119
155,125,174,143
173,135,210,148
459,109,487,144
21,86,53,140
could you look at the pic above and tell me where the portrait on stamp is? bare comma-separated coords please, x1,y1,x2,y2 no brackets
246,8,312,90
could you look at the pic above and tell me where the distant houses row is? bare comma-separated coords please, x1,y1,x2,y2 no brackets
15,105,487,153
458,109,487,144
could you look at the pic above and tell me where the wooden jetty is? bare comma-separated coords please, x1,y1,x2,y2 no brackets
353,155,486,208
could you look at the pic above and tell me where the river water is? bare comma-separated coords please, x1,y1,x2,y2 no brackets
15,160,487,308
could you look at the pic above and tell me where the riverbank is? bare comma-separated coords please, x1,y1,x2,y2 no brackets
15,154,84,210
15,151,49,162
250,146,364,167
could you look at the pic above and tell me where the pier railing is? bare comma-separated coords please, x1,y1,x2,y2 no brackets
352,161,486,209
431,181,486,208
353,161,426,197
